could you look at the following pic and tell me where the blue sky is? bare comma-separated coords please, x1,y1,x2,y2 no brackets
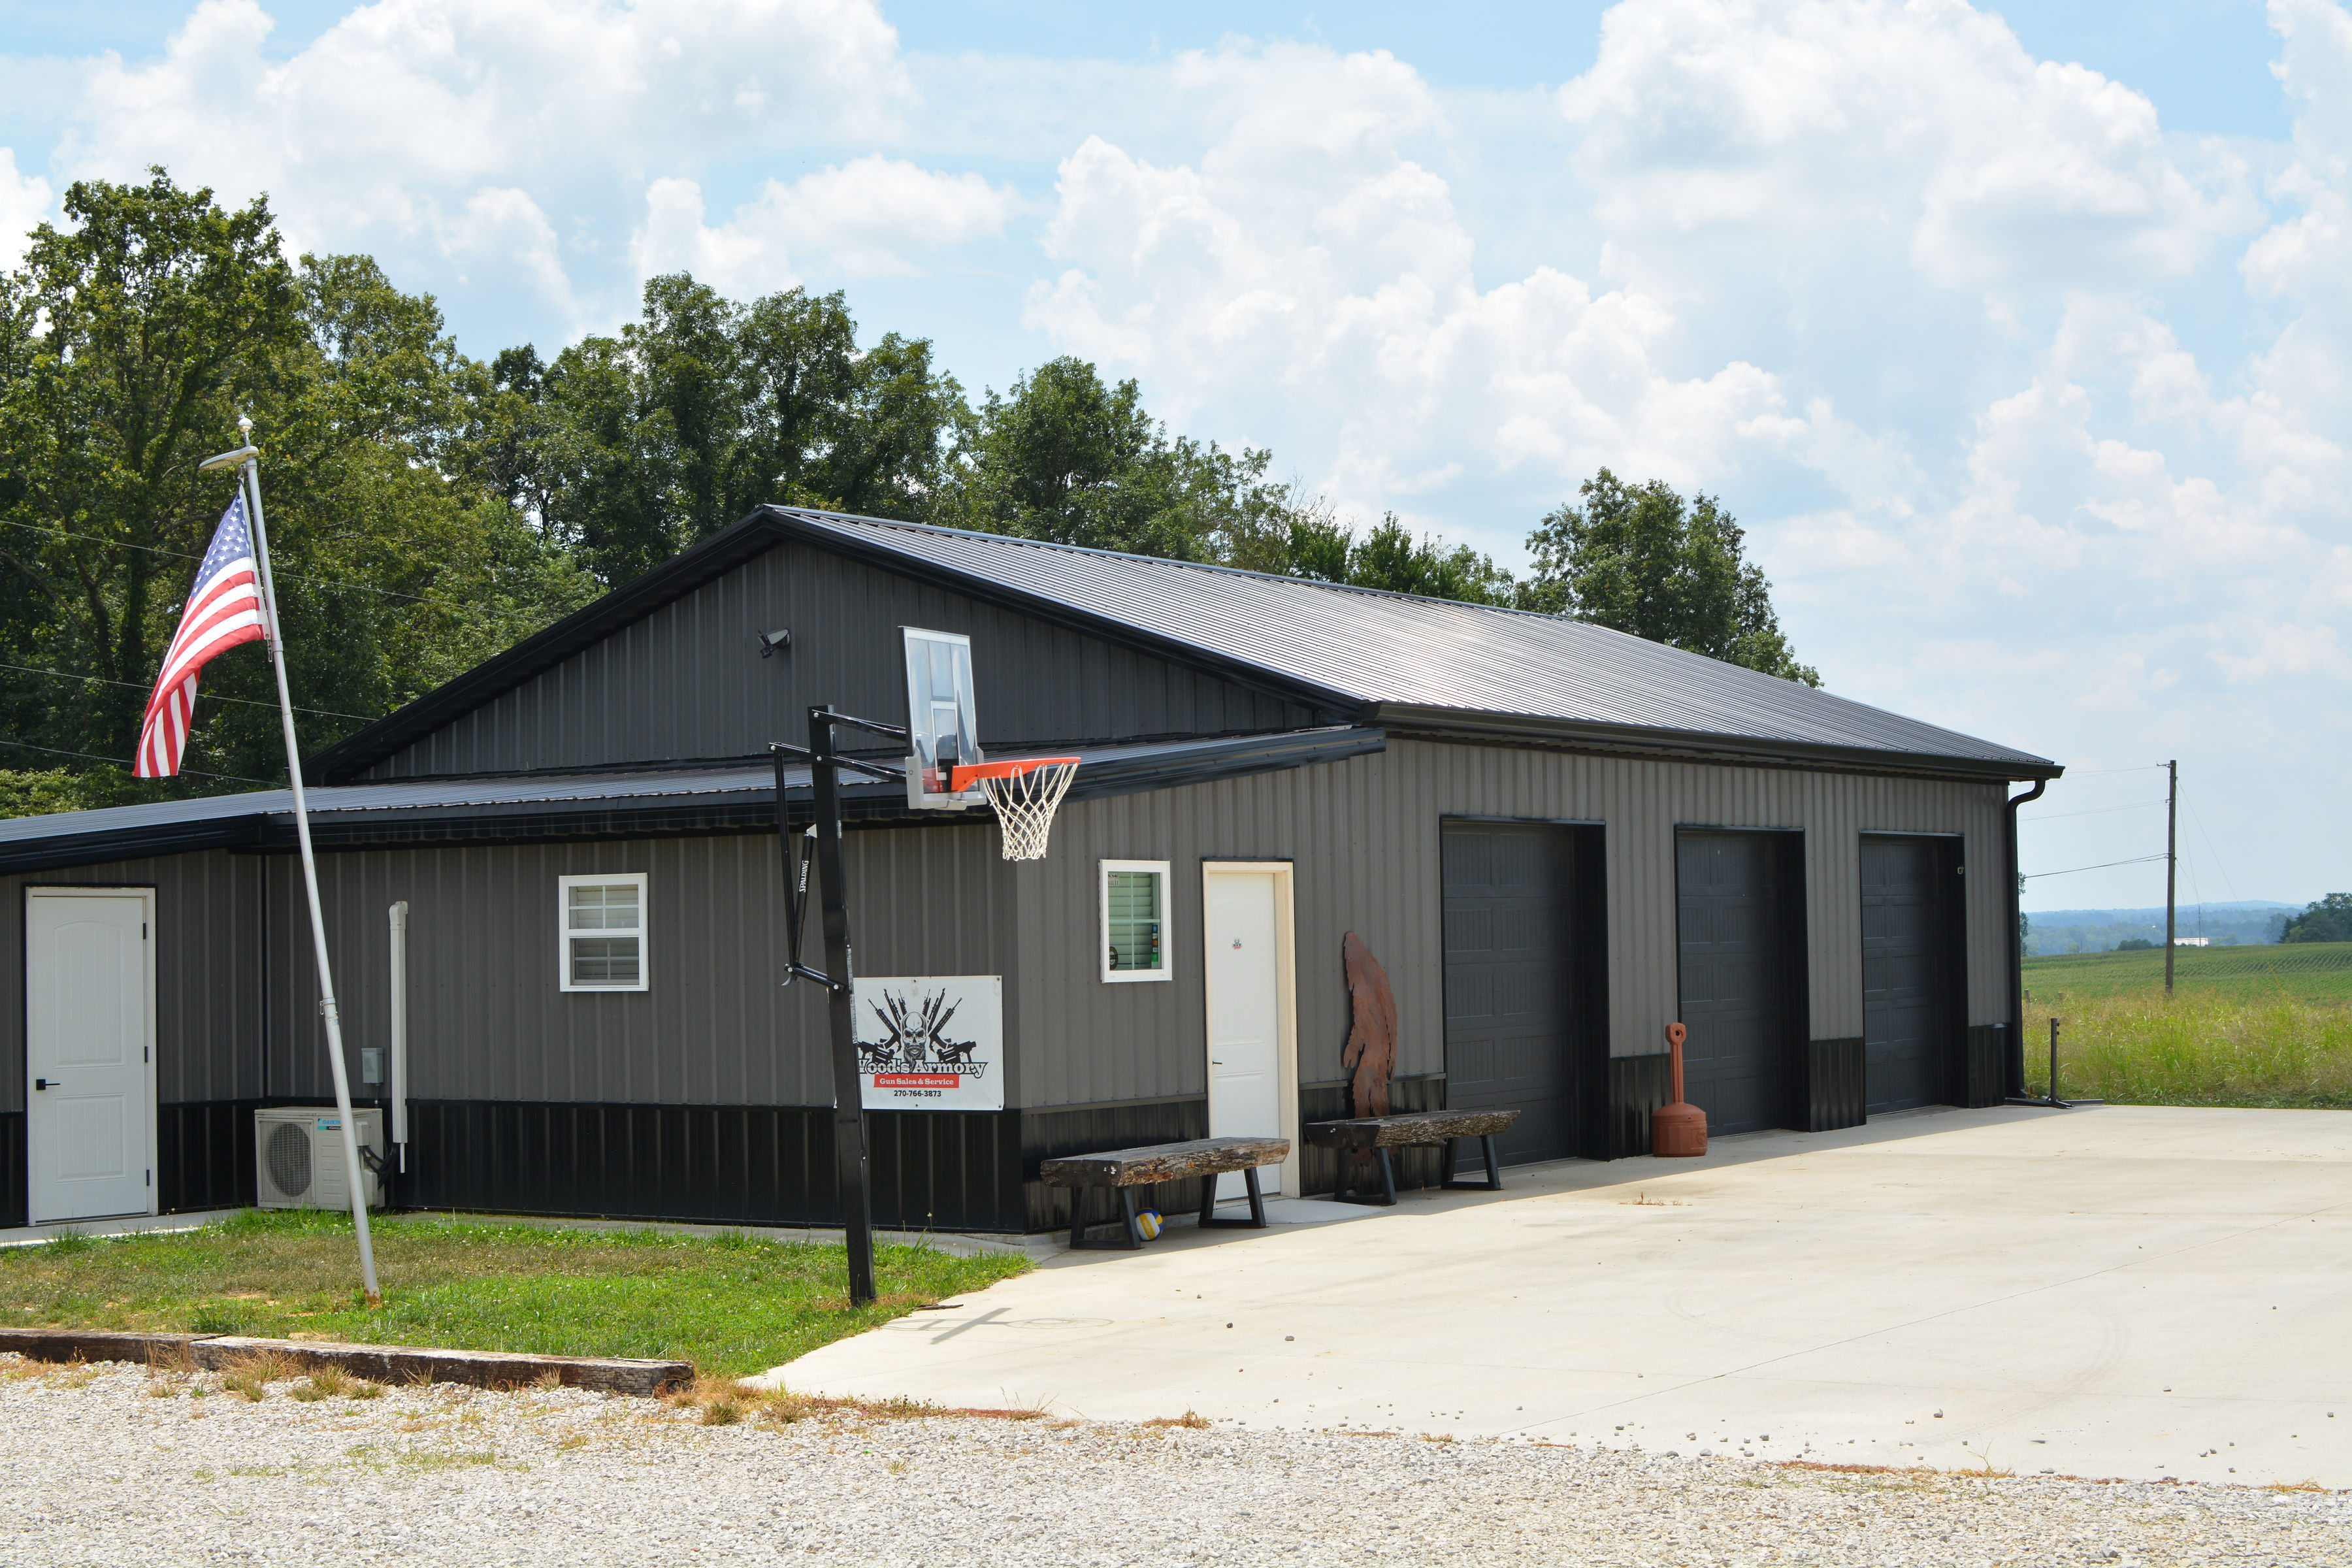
1,1,2345,913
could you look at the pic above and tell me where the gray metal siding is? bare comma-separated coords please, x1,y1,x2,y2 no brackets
5,738,2010,1134
367,541,1319,779
1013,738,2012,1111
259,824,1014,1109
2,851,263,1112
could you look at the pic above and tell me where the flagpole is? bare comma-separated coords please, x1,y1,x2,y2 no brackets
213,415,380,1304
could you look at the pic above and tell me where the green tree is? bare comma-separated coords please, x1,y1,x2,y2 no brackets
0,169,592,788
2281,893,2352,944
0,169,299,768
532,277,967,583
938,356,1289,564
1519,468,1820,685
1342,514,1516,604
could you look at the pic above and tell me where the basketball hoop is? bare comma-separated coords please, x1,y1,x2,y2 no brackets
953,756,1079,861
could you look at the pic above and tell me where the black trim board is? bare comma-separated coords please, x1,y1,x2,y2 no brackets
1605,1054,1673,1158
0,1112,22,1230
1961,1025,2006,1109
158,1102,260,1215
1806,1039,1867,1132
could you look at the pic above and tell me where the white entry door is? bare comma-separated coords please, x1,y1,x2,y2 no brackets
25,889,155,1224
1205,868,1289,1199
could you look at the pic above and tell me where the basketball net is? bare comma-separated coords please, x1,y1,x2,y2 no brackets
955,757,1079,861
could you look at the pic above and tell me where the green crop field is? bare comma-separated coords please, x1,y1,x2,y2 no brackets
2023,940,2352,1005
2020,941,2352,1108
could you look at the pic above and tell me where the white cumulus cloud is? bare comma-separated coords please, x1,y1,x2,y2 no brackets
632,156,1019,299
0,148,52,272
50,0,912,325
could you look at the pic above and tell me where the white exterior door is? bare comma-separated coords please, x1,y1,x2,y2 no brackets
25,889,155,1224
1205,869,1287,1198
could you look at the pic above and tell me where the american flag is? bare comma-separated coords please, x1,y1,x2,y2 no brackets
135,493,269,778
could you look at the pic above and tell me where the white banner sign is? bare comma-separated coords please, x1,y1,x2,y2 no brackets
853,975,1004,1111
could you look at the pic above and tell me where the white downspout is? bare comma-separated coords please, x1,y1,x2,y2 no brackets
389,901,410,1173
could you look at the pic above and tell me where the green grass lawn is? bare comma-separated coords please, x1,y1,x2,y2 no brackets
0,1210,1030,1378
2021,941,2352,1109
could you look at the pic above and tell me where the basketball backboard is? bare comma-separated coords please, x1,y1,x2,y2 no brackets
903,627,983,809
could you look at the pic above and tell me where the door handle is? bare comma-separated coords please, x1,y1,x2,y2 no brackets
33,1079,50,1091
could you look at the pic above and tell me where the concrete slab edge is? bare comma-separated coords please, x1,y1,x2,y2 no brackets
0,1326,691,1397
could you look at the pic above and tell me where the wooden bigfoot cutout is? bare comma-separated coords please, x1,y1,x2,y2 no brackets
1341,932,1399,1120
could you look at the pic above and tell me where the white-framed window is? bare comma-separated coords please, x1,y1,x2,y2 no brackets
559,872,648,992
1101,859,1172,983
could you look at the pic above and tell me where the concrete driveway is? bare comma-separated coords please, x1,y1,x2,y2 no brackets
768,1105,2350,1488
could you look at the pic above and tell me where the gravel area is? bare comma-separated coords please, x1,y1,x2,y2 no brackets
0,1353,2344,1567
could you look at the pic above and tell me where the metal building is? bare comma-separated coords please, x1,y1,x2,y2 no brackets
1,508,2061,1235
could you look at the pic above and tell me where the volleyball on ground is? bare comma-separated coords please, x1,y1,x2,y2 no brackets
1135,1209,1163,1240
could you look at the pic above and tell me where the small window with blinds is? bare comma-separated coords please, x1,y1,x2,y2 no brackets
1100,860,1171,983
559,873,648,992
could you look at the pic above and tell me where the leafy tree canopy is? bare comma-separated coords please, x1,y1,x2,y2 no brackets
531,275,967,583
2282,893,2352,944
1519,468,1820,685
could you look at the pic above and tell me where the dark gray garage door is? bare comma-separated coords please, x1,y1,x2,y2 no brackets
1676,830,1799,1135
1442,821,1581,1164
1861,836,1954,1115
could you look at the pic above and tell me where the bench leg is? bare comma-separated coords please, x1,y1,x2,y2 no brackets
1331,1148,1398,1206
1438,1134,1507,1192
1200,1164,1275,1228
1197,1174,1219,1228
1066,1185,1148,1250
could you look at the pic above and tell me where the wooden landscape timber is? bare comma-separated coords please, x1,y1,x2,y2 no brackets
0,1326,691,1396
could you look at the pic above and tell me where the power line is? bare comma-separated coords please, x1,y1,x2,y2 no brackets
0,657,372,721
2062,763,2173,776
2023,853,2167,880
3,518,431,603
2019,798,2167,823
0,736,274,785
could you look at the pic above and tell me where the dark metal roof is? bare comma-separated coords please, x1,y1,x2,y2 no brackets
313,506,2059,783
0,728,1383,875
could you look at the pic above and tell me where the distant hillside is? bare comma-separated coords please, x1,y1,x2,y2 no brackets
2023,902,2293,956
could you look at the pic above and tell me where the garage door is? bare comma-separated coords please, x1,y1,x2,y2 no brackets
1676,830,1799,1135
1861,836,1953,1115
1442,821,1582,1164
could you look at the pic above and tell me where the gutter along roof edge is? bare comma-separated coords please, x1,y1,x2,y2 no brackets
1371,706,2063,782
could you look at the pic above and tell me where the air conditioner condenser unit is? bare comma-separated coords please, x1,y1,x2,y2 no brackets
253,1107,387,1210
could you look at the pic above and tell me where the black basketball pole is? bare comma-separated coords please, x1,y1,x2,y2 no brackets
809,708,878,1307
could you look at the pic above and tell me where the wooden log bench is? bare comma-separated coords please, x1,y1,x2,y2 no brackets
1303,1109,1522,1206
1039,1135,1291,1250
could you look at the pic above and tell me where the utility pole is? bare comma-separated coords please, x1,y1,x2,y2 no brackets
2165,759,2178,998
